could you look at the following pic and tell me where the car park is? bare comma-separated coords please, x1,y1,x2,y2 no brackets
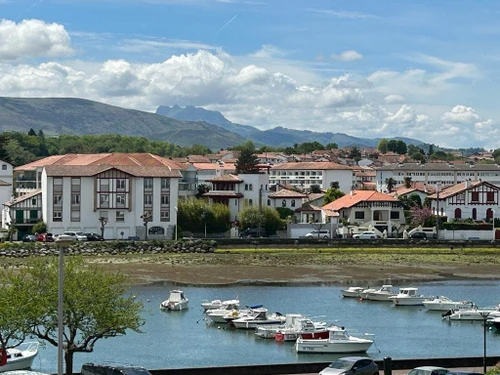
353,231,379,239
22,234,37,242
319,356,379,375
410,231,427,239
305,229,331,239
407,366,449,375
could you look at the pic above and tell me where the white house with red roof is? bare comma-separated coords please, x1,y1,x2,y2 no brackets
322,190,405,236
9,153,182,240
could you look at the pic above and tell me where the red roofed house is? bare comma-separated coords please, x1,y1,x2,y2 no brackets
322,190,405,236
9,153,182,240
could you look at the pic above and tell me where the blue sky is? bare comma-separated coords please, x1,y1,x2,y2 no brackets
1,0,499,148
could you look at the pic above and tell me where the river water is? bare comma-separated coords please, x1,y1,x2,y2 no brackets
31,280,500,373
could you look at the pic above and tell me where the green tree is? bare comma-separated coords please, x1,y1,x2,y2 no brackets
377,138,389,154
235,148,260,174
324,187,345,205
325,142,338,150
2,256,144,375
309,184,322,193
395,140,407,154
385,177,396,193
387,140,398,153
239,206,284,235
428,144,435,157
196,183,210,198
348,146,361,162
177,198,229,234
27,128,37,136
32,221,47,235
404,177,412,188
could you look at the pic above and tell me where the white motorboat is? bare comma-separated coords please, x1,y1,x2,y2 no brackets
295,326,374,354
232,307,286,329
274,316,330,342
423,296,475,311
206,302,248,323
489,316,500,330
359,288,377,300
201,298,239,311
0,342,39,372
366,285,397,302
160,290,189,311
389,287,428,306
340,287,364,298
444,304,500,321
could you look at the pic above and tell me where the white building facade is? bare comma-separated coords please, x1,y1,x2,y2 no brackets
0,159,14,229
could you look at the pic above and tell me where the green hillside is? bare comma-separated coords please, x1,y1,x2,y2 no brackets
0,97,247,149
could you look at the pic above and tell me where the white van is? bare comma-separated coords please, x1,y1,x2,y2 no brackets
305,229,331,239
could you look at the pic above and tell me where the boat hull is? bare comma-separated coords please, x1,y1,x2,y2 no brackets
1,344,38,372
390,297,427,306
160,301,189,311
295,339,373,353
233,319,285,329
366,293,395,302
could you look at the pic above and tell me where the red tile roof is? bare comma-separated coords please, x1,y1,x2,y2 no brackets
426,181,497,199
206,174,243,182
44,165,181,178
322,190,398,210
5,189,42,206
268,188,308,199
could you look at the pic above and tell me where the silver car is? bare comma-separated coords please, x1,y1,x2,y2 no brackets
319,357,379,375
407,367,449,375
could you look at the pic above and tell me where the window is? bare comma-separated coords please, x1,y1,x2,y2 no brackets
53,211,62,222
53,195,62,204
454,208,462,219
486,208,493,219
245,184,248,191
390,211,400,220
71,194,80,205
144,178,153,189
116,194,126,206
267,199,271,206
100,194,109,207
1,164,6,170
161,178,170,189
249,199,253,206
291,199,296,207
249,184,253,191
472,208,477,220
116,211,125,222
282,199,286,207
149,226,165,235
487,191,495,203
144,194,153,205
116,179,126,190
31,198,37,205
471,191,479,202
160,210,169,221
100,179,109,192
355,211,365,220
161,194,169,205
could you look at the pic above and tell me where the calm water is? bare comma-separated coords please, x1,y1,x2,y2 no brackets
31,280,500,373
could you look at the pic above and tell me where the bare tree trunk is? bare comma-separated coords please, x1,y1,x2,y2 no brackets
65,350,74,375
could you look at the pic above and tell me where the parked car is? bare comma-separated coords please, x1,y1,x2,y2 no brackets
305,229,331,239
63,231,88,241
319,356,379,375
84,232,104,241
353,231,379,239
22,234,37,242
410,231,427,239
36,232,54,242
407,366,449,375
81,362,152,375
240,227,267,238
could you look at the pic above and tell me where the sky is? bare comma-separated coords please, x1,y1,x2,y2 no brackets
0,0,499,149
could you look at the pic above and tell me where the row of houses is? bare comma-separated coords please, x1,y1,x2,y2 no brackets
2,151,500,240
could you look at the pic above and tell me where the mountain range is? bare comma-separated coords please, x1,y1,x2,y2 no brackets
0,96,425,151
156,104,426,149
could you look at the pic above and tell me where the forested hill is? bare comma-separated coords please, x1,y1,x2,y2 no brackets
0,97,247,149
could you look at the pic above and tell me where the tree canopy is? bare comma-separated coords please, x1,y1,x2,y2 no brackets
0,256,144,375
235,147,260,174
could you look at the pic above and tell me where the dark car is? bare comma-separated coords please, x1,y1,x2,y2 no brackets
319,356,379,375
85,232,105,241
240,227,267,238
36,232,54,242
410,232,427,239
81,363,152,375
22,234,37,242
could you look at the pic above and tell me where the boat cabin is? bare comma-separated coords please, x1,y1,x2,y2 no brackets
169,290,187,302
398,287,419,296
327,326,350,340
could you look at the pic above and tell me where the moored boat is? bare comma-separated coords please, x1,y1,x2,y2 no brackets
201,298,239,311
160,290,189,311
340,287,365,298
275,316,330,342
295,326,374,354
444,304,500,321
0,342,39,372
389,287,428,306
365,285,397,302
423,296,474,311
232,307,286,329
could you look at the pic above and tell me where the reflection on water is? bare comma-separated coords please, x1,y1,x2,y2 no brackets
32,280,500,373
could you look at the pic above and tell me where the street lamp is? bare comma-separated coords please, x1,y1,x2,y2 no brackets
479,311,490,374
55,235,76,375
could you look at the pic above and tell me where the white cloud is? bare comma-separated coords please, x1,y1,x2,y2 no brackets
0,19,73,61
331,50,363,61
384,94,406,104
441,105,481,124
118,39,218,53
